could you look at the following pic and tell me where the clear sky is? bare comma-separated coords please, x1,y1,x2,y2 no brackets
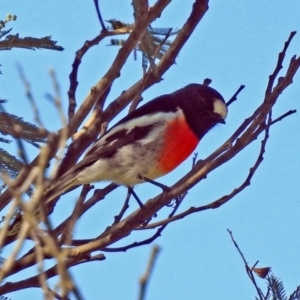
1,1,300,299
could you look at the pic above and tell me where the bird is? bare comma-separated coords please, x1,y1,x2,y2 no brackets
45,83,227,204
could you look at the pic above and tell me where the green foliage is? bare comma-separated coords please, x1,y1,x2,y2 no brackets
0,13,17,30
289,286,300,300
106,19,178,71
253,274,300,300
106,19,131,30
0,110,49,176
0,34,64,51
0,13,63,51
0,148,24,180
0,13,63,74
0,103,49,194
267,275,287,300
0,111,49,146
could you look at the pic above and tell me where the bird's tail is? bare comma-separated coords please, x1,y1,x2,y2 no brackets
43,174,79,205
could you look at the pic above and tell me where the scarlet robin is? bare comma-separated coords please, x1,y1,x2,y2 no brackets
46,84,227,203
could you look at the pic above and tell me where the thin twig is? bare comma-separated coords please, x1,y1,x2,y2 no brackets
59,184,91,246
55,183,118,242
17,63,44,128
192,152,198,168
129,28,173,113
93,0,106,31
0,254,105,295
226,85,245,106
265,31,297,95
270,109,297,125
102,194,186,252
227,230,265,300
48,68,67,127
113,189,131,224
203,78,212,85
138,245,161,300
30,229,52,298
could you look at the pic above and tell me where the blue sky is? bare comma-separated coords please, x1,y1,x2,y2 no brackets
1,1,300,299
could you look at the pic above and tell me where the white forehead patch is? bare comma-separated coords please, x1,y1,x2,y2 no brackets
213,98,227,119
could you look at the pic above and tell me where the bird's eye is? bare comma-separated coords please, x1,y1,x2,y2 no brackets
206,110,226,124
214,114,226,124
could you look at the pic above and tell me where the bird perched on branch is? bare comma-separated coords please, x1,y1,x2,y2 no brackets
45,84,227,203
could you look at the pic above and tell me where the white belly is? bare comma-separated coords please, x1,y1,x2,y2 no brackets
76,140,164,186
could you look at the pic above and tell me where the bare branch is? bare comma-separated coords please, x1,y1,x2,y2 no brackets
17,63,44,128
226,85,245,106
93,0,107,31
0,254,105,295
138,245,160,300
270,109,297,125
227,230,267,300
265,31,297,95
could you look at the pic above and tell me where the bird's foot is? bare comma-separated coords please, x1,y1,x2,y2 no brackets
128,187,145,208
138,175,170,192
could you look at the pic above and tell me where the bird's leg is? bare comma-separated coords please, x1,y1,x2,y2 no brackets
128,176,170,209
128,187,145,208
138,175,170,192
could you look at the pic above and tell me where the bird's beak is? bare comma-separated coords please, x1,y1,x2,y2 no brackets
219,119,226,124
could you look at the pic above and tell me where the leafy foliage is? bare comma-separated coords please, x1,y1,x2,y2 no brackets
0,111,49,146
253,274,300,300
267,275,287,300
0,34,64,51
0,148,24,180
289,286,300,300
0,13,16,31
0,103,49,194
107,19,178,70
0,13,63,52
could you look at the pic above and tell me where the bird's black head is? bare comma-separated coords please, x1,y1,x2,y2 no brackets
171,84,227,139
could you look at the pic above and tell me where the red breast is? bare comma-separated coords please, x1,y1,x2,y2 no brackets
157,114,199,174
